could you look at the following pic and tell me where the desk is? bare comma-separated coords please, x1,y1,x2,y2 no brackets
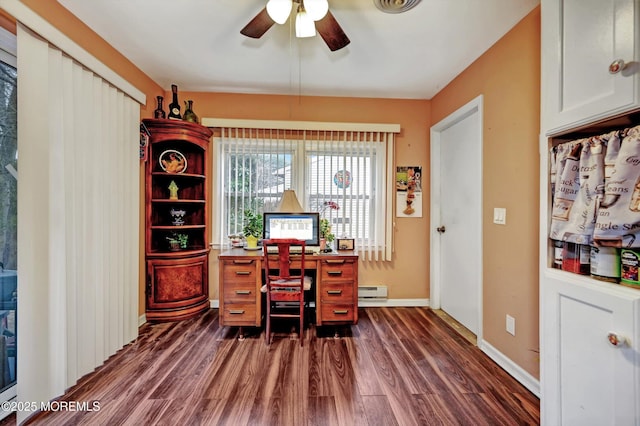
218,248,358,330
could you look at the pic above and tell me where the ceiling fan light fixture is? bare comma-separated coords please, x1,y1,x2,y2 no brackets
295,8,316,38
304,0,329,21
266,0,293,24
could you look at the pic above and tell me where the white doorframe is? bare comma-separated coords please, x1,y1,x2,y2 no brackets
430,95,483,342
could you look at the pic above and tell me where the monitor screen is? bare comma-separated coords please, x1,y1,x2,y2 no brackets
263,212,320,246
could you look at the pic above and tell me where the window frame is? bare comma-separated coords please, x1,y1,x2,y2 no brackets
205,118,399,261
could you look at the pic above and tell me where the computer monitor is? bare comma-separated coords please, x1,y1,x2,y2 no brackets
263,212,320,247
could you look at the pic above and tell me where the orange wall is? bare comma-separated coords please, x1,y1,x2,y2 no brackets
180,93,432,304
431,7,541,377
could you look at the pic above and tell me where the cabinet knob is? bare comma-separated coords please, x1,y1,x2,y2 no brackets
609,59,627,74
607,332,628,347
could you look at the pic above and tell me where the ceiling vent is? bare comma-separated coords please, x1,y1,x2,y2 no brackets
373,0,422,13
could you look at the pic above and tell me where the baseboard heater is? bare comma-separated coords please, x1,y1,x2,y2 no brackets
358,285,388,300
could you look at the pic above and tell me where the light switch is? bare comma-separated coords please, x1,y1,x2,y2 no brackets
493,207,506,225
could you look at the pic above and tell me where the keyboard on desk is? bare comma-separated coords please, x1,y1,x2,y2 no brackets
266,246,319,255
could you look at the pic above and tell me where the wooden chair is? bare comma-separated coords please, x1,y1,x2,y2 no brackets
262,238,312,346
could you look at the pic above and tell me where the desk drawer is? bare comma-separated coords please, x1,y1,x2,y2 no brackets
320,282,354,302
222,303,258,325
320,303,355,322
222,260,258,282
320,260,355,281
224,282,258,303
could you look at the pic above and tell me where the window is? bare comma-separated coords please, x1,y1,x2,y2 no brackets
0,26,16,407
208,120,399,260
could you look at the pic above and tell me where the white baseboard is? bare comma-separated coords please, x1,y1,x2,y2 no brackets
138,314,146,327
478,339,540,398
208,298,429,308
357,298,430,307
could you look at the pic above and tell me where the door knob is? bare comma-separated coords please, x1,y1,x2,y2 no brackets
437,226,446,233
609,59,627,74
607,332,628,347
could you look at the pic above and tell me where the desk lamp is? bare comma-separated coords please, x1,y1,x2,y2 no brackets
277,189,304,212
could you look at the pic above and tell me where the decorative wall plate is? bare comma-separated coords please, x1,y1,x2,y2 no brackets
159,149,187,173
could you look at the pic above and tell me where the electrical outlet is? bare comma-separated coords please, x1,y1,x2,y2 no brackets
506,314,515,336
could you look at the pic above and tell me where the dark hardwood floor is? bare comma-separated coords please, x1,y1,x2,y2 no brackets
6,307,539,425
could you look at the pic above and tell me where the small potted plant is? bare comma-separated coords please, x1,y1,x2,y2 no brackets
320,218,335,252
319,201,339,252
242,209,263,249
166,232,189,251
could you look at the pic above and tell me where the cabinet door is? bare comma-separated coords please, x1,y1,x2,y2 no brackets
542,275,640,425
147,254,208,311
543,0,639,134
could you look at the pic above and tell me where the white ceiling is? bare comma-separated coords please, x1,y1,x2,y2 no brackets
57,0,539,100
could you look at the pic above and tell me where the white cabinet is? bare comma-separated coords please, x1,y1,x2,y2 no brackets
541,1,640,423
541,273,640,425
542,0,639,134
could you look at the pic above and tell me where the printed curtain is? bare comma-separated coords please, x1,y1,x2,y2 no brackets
550,125,640,247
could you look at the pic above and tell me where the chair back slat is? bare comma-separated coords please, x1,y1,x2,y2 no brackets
262,238,307,345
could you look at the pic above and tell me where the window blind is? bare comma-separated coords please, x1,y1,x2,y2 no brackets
14,21,141,422
205,118,399,261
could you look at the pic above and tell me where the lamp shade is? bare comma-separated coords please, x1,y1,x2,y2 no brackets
266,0,293,25
278,189,304,212
295,8,316,38
304,0,329,21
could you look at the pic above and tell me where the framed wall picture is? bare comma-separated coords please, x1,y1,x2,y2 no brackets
396,165,423,217
337,238,355,251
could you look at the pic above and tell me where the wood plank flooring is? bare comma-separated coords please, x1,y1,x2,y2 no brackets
6,307,539,425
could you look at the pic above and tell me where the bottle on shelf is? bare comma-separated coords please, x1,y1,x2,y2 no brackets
590,245,620,283
552,240,563,269
168,84,182,120
561,242,590,275
183,100,198,123
154,96,166,119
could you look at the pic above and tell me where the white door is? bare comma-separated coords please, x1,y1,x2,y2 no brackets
430,96,483,337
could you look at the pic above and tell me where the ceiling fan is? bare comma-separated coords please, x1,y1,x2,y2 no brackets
240,0,351,52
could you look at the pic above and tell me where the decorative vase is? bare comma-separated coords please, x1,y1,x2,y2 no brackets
154,96,166,119
319,238,327,251
183,100,198,123
245,235,259,249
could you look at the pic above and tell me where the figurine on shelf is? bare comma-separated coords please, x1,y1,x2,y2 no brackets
168,180,179,200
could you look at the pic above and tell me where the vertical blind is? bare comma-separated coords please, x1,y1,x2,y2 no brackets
205,119,399,261
15,21,142,421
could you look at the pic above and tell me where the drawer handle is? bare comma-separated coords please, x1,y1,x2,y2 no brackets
235,290,251,295
333,309,349,315
327,270,343,276
229,309,245,315
327,290,343,295
326,259,345,264
233,260,254,265
235,271,251,275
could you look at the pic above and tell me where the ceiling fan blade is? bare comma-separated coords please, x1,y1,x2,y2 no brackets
240,7,275,39
315,10,350,51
